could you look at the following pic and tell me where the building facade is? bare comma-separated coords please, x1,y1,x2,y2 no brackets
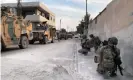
2,2,56,29
88,0,133,75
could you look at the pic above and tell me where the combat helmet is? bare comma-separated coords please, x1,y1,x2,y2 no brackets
108,37,118,45
89,34,94,38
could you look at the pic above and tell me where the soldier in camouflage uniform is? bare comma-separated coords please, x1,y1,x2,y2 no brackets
89,34,101,52
56,32,60,41
81,35,87,45
97,37,122,77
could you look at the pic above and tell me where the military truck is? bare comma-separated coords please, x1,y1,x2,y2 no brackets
27,21,56,44
58,28,68,40
67,32,73,39
1,6,33,50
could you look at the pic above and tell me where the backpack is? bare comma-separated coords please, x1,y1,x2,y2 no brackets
102,46,116,69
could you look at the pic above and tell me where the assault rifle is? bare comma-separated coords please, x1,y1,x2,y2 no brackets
117,64,123,76
112,46,123,76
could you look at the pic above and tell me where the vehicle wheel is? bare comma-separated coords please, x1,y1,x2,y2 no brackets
29,40,34,44
65,37,67,40
51,39,54,43
19,36,28,49
1,41,6,51
39,40,43,44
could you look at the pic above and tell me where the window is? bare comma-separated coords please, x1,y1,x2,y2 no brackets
42,13,45,17
37,10,41,15
45,14,49,20
51,16,52,20
53,18,55,22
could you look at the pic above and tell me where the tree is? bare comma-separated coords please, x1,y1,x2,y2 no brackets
76,20,84,34
76,13,92,34
84,13,90,29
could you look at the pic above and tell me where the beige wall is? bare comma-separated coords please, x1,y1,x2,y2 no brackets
88,0,133,75
89,0,133,40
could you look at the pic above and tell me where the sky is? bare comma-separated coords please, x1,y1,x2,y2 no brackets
1,0,112,31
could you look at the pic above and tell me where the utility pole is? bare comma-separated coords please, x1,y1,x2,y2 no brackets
86,0,87,16
86,0,88,29
84,0,88,36
60,19,62,30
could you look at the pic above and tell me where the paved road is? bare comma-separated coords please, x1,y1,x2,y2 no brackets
1,39,133,80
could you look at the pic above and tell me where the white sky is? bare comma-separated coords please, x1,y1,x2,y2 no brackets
1,0,112,31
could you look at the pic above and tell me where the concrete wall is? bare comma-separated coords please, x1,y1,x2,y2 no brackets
88,0,133,75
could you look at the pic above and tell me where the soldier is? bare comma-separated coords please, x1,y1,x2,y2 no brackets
79,35,91,55
108,37,123,76
56,31,60,41
81,35,87,48
94,36,101,52
37,22,47,43
89,34,101,52
97,37,122,77
89,34,95,44
41,21,48,30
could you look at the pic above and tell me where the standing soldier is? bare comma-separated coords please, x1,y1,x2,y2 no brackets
56,31,60,41
40,21,48,43
42,21,48,30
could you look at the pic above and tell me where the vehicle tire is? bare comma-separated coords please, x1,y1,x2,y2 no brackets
29,40,34,44
65,37,67,40
40,36,47,44
51,40,54,43
51,39,54,43
39,40,43,44
1,41,6,51
19,36,28,49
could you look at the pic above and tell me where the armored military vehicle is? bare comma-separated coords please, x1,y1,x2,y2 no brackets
27,21,56,44
67,32,73,39
1,6,33,50
58,28,68,40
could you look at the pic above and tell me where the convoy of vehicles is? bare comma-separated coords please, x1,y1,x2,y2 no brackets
1,1,56,50
1,1,74,51
67,33,73,39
